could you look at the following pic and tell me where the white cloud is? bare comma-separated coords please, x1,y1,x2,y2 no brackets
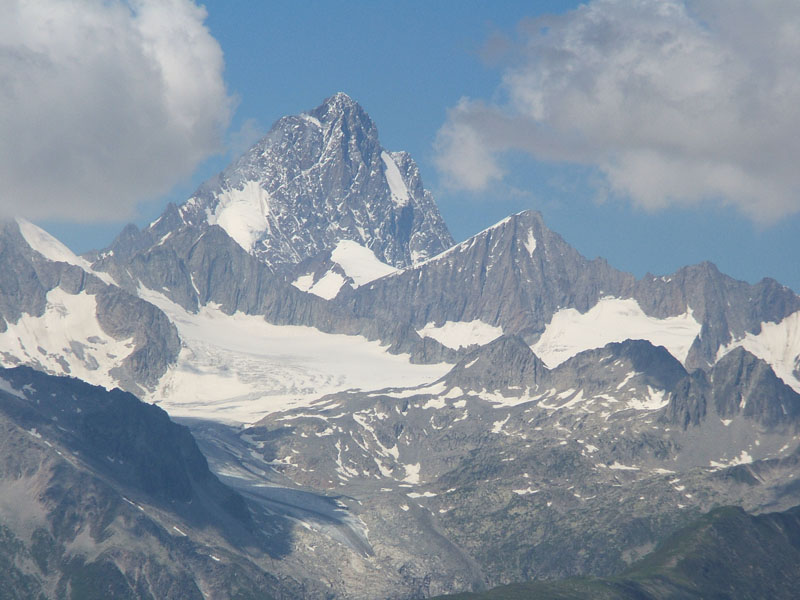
434,99,505,190
435,0,800,223
226,118,265,160
0,0,233,221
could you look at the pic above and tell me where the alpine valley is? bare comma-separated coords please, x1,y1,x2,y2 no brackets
1,93,799,599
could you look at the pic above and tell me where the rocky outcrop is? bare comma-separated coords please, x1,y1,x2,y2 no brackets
0,221,179,394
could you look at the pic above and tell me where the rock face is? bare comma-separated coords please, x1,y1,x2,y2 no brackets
664,346,800,430
431,504,800,600
344,211,800,382
0,366,301,599
0,221,179,394
443,335,548,392
345,210,633,337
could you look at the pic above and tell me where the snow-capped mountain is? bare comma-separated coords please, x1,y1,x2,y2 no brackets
2,92,800,599
112,92,452,275
345,209,800,391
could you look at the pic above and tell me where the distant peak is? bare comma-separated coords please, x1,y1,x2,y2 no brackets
326,91,357,106
309,92,375,132
314,91,363,116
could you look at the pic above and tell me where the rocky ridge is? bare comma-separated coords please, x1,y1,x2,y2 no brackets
0,221,179,394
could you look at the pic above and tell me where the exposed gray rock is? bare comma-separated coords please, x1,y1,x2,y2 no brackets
444,335,547,392
0,221,179,394
0,366,304,599
230,337,800,594
711,347,800,426
662,347,800,432
633,263,800,369
551,339,689,396
346,210,634,338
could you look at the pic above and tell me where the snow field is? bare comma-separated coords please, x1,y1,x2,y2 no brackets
716,310,800,392
204,181,271,252
531,297,701,368
292,240,398,299
139,288,450,424
0,288,134,389
417,319,503,350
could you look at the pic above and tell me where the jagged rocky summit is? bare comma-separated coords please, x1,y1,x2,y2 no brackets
102,92,453,275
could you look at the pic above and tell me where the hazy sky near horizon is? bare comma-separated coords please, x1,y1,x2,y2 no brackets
4,0,799,292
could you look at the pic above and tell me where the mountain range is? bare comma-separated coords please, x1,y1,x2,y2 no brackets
0,93,799,598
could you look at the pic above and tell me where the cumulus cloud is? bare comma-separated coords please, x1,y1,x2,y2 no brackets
0,0,232,221
435,0,800,222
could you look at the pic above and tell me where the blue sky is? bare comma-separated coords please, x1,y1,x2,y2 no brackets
8,1,799,292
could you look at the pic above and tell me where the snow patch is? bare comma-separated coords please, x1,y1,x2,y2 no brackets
330,240,398,287
627,387,669,411
531,297,701,368
523,230,537,256
381,151,410,207
491,415,510,434
421,396,446,410
717,311,800,393
291,273,315,293
417,320,503,350
0,288,134,389
300,113,322,128
304,271,346,300
205,181,271,252
606,462,640,471
710,450,754,470
402,463,421,484
0,378,25,399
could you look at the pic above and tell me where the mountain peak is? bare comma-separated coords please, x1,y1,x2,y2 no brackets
304,92,377,137
130,93,453,272
444,335,547,392
321,91,359,110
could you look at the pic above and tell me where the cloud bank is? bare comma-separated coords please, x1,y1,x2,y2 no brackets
0,0,232,221
435,0,800,223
